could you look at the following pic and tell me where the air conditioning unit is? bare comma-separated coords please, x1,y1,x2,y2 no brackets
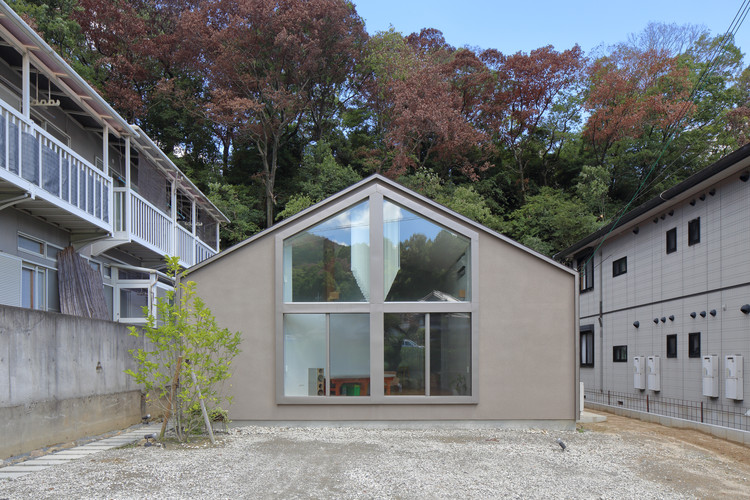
647,355,661,392
633,356,645,390
702,355,719,397
725,355,744,400
308,367,325,396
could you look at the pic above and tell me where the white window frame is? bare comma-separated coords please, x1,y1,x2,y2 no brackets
274,185,479,405
20,261,58,312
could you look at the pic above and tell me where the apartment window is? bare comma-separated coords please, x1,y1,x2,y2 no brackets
688,218,700,246
577,252,594,292
21,263,59,312
666,334,677,358
666,228,677,254
18,234,44,255
688,332,701,358
612,257,627,277
613,345,627,362
580,325,594,367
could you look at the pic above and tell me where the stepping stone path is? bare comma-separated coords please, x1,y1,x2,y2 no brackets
0,424,161,480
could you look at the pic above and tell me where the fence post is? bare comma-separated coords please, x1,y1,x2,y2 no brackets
700,402,703,423
607,390,610,406
646,394,649,413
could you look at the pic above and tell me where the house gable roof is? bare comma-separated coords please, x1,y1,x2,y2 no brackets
189,174,575,276
555,143,750,261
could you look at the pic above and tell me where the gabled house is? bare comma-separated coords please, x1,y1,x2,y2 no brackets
557,144,750,417
0,2,227,322
189,175,579,425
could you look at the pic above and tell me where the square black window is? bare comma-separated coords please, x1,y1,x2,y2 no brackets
688,218,700,246
578,253,594,292
666,334,677,358
613,345,627,362
688,332,701,358
666,228,677,254
580,326,594,367
612,256,627,277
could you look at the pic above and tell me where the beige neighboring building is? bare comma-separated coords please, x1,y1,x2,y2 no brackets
189,175,579,427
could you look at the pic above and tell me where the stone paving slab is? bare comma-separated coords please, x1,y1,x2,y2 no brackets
1,465,51,472
53,449,104,455
22,459,72,465
0,423,161,481
0,472,29,479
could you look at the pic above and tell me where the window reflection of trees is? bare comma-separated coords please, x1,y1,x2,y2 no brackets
386,229,469,302
290,233,365,302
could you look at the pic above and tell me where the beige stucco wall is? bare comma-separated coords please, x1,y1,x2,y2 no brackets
191,225,577,423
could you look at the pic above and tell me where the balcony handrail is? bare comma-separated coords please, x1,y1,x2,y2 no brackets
128,188,169,220
0,99,108,178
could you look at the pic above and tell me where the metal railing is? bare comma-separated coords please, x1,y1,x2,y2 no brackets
0,102,111,228
585,389,750,431
117,188,218,267
129,190,172,255
176,224,193,266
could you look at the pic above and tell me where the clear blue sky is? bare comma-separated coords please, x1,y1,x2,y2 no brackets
353,0,750,58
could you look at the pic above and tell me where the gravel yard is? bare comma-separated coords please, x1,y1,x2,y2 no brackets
1,412,750,499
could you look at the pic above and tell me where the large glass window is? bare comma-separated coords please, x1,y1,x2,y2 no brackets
280,195,475,402
384,200,470,302
384,312,471,396
283,202,369,302
283,314,326,396
430,313,471,396
284,314,370,397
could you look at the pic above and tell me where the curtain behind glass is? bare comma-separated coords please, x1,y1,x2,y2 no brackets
283,201,369,302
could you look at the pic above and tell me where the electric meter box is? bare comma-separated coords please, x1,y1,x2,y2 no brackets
647,355,661,392
725,355,744,400
633,356,645,390
702,355,719,397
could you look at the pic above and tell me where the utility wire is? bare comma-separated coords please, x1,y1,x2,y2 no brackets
579,0,750,272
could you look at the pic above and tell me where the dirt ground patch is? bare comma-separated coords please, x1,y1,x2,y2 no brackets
581,410,750,498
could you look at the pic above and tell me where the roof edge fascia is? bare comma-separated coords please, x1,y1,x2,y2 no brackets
0,1,134,136
189,174,576,277
129,125,228,223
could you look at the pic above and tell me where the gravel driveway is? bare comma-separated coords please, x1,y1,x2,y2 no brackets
1,418,748,499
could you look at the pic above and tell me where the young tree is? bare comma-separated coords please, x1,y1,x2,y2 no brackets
126,257,241,442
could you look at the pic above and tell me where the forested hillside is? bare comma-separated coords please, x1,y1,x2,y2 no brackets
11,0,750,257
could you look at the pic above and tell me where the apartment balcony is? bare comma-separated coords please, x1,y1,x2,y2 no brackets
0,98,112,237
0,98,219,269
110,187,220,269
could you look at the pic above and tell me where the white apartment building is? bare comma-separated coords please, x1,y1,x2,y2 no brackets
0,2,226,322
558,144,750,413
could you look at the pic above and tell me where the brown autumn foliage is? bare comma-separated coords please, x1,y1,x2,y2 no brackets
584,46,695,164
478,45,585,198
180,0,367,227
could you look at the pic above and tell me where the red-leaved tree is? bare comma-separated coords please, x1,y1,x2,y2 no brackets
181,0,366,227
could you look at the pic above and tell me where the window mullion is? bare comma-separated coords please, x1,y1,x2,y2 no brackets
325,313,331,396
370,192,385,399
425,313,430,397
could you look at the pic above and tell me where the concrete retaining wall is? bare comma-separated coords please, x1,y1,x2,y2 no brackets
586,402,750,447
0,305,144,459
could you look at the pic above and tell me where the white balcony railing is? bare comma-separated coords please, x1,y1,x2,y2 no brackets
116,188,218,267
0,101,111,229
176,224,193,265
128,189,172,254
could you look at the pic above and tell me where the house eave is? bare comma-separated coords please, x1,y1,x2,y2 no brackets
189,174,576,277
